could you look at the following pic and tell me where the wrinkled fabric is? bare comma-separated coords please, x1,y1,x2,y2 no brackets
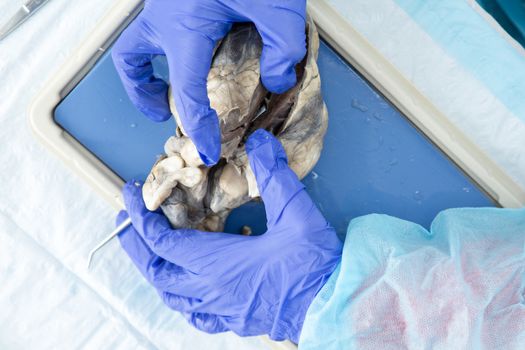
117,130,342,343
112,0,307,166
299,207,525,349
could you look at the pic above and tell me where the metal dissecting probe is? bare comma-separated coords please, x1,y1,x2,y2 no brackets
86,217,132,269
0,0,51,41
87,182,141,269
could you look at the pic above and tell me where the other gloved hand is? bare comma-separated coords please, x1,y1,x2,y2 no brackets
112,0,307,166
116,129,342,342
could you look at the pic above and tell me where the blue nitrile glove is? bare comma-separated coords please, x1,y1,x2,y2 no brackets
116,129,342,342
112,0,307,166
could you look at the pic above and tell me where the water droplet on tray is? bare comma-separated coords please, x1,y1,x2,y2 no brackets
413,190,424,201
311,171,319,180
130,123,137,128
462,187,470,193
373,113,383,121
351,99,369,112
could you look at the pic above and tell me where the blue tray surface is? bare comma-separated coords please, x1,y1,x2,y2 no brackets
54,41,493,238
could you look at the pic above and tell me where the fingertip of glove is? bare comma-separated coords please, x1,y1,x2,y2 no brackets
199,150,220,167
245,129,287,161
245,129,273,153
123,179,143,193
147,111,172,123
262,72,296,94
122,180,144,209
136,102,172,123
190,123,221,167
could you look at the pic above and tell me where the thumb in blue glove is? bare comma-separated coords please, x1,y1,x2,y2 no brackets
112,0,307,166
116,129,342,342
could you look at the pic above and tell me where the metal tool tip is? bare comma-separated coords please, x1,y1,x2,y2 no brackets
86,253,94,269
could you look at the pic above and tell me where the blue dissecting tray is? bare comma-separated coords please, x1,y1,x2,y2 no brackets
54,41,494,239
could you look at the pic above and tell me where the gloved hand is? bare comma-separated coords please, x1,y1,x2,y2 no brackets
112,0,307,166
116,130,342,342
